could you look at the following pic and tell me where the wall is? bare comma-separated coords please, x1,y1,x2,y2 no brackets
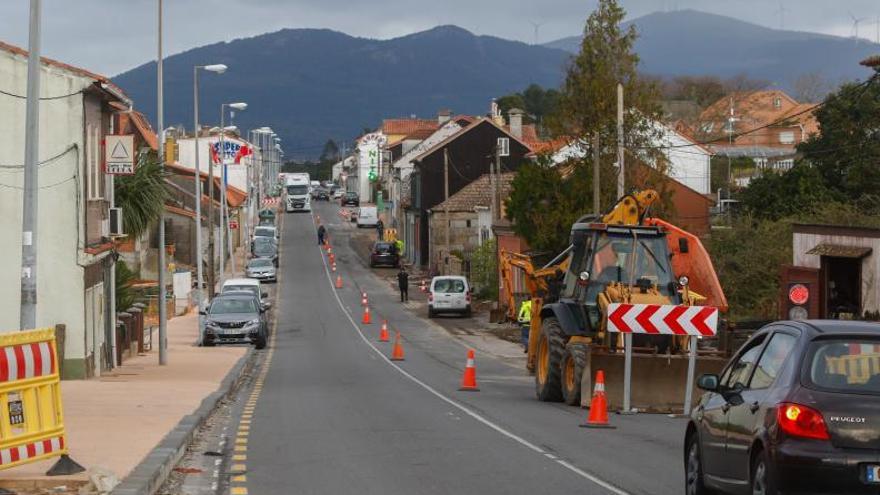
428,210,479,274
177,136,251,194
0,49,89,375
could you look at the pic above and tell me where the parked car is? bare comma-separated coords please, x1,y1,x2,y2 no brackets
251,226,278,250
427,276,472,318
356,206,379,228
369,241,399,268
221,278,271,311
201,292,267,349
685,320,880,495
251,238,278,266
311,188,330,201
341,192,359,207
332,187,344,199
246,257,277,282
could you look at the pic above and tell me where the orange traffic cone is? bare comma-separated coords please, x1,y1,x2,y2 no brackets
335,275,343,289
331,263,337,273
362,305,372,324
390,332,405,361
580,370,615,429
361,292,368,306
459,349,479,391
420,280,427,292
379,321,390,342
329,253,335,264
328,247,333,255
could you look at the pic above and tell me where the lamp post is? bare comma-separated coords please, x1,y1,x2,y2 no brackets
218,102,246,286
192,64,226,335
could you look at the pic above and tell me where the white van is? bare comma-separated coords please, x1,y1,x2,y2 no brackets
221,278,270,310
428,276,472,318
356,206,379,228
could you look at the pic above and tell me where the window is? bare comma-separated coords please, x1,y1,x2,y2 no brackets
724,335,767,390
773,97,782,109
808,339,880,394
779,131,796,145
86,125,104,200
701,122,715,134
433,279,466,293
750,333,797,389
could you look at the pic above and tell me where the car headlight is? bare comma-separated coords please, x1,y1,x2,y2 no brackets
244,319,261,329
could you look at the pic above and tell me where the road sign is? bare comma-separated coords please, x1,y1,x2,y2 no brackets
607,303,719,336
105,135,135,175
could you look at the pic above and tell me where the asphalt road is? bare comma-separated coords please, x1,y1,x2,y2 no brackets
244,202,689,495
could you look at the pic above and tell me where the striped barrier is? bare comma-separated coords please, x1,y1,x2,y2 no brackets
0,329,82,475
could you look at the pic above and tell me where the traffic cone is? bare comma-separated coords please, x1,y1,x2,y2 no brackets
361,292,368,307
362,305,372,324
335,275,343,289
329,253,335,264
420,280,427,293
580,370,615,429
328,247,333,255
459,349,479,391
331,263,337,273
379,320,390,342
390,332,405,361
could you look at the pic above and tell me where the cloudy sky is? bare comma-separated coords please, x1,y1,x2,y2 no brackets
2,0,879,76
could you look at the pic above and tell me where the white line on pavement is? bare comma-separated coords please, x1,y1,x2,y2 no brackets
311,210,631,495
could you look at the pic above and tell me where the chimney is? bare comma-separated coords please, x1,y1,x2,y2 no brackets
438,109,452,124
508,108,524,140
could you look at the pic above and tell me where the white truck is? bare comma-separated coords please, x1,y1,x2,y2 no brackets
285,173,311,213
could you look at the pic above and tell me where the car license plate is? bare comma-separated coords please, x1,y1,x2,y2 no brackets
222,328,241,335
866,465,880,483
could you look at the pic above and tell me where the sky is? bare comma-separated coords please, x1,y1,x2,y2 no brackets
1,0,879,76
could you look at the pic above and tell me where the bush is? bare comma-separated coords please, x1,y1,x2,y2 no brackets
470,239,498,300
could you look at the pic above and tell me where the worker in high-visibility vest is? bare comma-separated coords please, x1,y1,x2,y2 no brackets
517,300,532,352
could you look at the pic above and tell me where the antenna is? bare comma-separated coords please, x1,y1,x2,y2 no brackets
773,2,789,30
850,11,868,43
528,21,545,45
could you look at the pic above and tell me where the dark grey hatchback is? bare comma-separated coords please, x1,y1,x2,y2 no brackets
685,320,880,495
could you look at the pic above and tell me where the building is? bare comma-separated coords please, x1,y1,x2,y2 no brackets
408,117,533,269
698,90,819,170
780,224,880,321
429,173,514,275
0,41,132,378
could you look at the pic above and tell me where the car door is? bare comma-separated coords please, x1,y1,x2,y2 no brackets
725,330,798,483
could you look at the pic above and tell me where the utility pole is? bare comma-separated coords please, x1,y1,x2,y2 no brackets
193,68,205,342
218,111,226,289
157,0,168,365
444,148,450,275
492,144,501,221
616,83,625,200
207,137,216,297
592,134,600,215
19,0,42,330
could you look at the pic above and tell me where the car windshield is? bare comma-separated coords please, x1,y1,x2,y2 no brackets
209,298,257,315
375,243,394,253
249,259,274,268
434,279,466,293
253,244,276,256
346,193,357,198
287,185,308,195
223,285,258,296
588,231,675,297
807,339,880,394
255,228,275,237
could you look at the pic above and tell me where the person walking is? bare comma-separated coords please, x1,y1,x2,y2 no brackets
397,266,409,303
376,218,385,240
517,299,532,352
317,224,326,245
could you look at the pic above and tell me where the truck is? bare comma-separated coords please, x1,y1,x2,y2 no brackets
284,173,311,213
500,190,728,410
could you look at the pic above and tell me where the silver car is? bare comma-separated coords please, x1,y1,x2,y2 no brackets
246,257,277,282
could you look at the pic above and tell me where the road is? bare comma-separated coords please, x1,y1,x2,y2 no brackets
240,201,688,495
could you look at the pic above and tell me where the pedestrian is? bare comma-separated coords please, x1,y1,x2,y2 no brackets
376,218,384,240
317,224,326,246
518,299,532,353
397,266,409,303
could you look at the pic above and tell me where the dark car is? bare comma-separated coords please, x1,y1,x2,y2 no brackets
685,320,880,495
201,293,267,349
312,188,330,201
369,241,399,268
341,192,359,207
252,238,278,266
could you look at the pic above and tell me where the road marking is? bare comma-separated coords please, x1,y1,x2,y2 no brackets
232,463,247,471
232,475,247,482
314,210,632,495
231,487,248,495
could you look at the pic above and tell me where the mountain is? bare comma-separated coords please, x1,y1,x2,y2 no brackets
113,26,570,158
545,10,879,89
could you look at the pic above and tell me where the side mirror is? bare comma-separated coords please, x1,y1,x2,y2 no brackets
696,374,719,392
261,291,269,299
199,309,207,316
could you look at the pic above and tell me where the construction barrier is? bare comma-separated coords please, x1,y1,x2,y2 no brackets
827,352,880,385
0,329,82,474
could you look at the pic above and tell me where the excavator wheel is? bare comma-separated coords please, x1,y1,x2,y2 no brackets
561,343,588,406
535,317,565,402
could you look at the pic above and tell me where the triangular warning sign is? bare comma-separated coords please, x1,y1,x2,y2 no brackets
110,140,129,159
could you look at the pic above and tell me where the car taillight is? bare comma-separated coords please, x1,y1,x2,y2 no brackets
428,294,433,302
466,293,471,303
777,403,830,440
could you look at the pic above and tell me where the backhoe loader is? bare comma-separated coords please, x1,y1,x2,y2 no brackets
500,190,726,406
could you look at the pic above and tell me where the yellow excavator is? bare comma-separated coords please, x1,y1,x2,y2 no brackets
500,190,727,405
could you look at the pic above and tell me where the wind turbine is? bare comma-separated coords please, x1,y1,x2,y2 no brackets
774,2,789,30
528,21,545,45
850,12,868,43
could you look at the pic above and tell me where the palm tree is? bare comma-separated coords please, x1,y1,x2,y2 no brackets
114,152,169,239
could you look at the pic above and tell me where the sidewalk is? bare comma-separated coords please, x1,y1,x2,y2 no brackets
0,312,247,492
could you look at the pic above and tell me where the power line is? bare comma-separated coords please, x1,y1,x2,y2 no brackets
0,144,77,169
0,88,85,100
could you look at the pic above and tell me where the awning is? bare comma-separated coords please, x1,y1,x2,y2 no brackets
806,243,872,259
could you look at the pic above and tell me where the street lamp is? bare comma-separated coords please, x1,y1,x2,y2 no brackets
193,62,227,343
218,102,247,286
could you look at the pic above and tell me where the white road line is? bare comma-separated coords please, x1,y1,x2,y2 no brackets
311,209,631,495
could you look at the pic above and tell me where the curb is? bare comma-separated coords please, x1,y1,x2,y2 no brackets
110,348,255,495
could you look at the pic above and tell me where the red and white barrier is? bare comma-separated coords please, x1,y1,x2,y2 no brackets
607,303,719,336
0,341,56,381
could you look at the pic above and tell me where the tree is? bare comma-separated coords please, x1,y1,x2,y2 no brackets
798,78,880,198
319,139,340,163
114,153,169,239
738,163,839,220
496,84,560,134
792,72,832,103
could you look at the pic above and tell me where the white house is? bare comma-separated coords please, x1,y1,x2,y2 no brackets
0,41,130,378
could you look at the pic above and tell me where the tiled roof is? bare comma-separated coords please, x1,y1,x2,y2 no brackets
119,111,158,151
381,118,439,136
165,162,247,208
434,173,515,212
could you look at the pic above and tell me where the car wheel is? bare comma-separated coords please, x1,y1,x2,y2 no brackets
202,340,216,347
254,334,267,350
535,317,565,402
463,307,472,318
750,449,775,495
685,434,710,495
561,343,587,406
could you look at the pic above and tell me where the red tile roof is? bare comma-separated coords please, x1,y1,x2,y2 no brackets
381,119,439,136
165,162,247,208
118,111,158,151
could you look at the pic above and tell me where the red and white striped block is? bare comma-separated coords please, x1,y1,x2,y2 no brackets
0,341,56,383
261,197,280,206
0,436,64,466
607,303,719,336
